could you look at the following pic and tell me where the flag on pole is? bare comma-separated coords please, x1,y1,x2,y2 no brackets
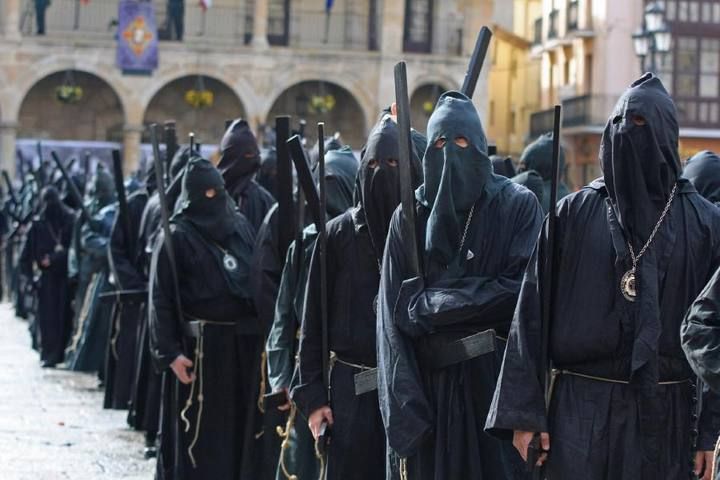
200,0,212,11
325,0,334,12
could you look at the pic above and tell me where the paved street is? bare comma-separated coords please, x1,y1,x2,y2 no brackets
0,304,155,480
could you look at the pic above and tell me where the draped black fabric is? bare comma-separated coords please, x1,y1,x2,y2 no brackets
150,164,260,478
104,189,149,410
19,187,75,366
377,91,543,479
511,170,544,206
486,176,720,478
518,133,570,213
491,155,517,178
683,150,720,206
291,209,386,479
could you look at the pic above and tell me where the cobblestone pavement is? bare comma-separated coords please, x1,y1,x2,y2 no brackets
0,304,155,480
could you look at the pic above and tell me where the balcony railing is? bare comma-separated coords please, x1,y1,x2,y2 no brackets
548,9,559,39
567,0,579,31
288,8,375,51
533,17,542,45
529,94,618,137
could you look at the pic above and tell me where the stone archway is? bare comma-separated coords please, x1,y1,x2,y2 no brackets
266,80,368,149
410,83,448,135
143,75,247,148
17,70,126,141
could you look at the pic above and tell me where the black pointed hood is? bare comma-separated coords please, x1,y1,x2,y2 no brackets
217,119,261,194
600,73,681,245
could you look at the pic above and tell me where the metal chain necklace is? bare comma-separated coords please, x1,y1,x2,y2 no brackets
620,183,678,302
459,203,476,259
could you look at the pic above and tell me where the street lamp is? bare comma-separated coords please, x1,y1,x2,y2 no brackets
633,2,672,74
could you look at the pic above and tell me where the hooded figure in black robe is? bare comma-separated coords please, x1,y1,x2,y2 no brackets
128,150,190,455
518,132,570,213
19,186,74,367
103,167,152,410
290,117,405,480
377,91,543,480
683,150,720,207
65,166,117,373
151,157,261,480
486,74,720,480
266,145,359,480
218,119,275,231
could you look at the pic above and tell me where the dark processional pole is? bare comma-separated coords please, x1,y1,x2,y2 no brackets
526,105,562,479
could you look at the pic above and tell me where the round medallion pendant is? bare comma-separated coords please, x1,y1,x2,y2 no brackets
621,270,637,302
54,244,64,253
223,253,238,272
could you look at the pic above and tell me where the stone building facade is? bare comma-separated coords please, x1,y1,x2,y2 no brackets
0,0,493,175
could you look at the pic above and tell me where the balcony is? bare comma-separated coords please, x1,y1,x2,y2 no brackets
19,0,380,52
548,9,559,39
529,94,617,137
567,0,579,31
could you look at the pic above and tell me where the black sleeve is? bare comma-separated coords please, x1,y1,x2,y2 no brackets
108,201,145,290
291,224,337,418
148,230,184,370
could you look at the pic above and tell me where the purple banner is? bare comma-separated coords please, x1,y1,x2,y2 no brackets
116,1,158,73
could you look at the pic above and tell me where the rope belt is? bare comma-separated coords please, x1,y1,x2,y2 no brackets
179,320,235,468
330,351,375,371
555,369,691,385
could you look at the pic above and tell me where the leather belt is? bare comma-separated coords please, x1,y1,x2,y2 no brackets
353,329,498,396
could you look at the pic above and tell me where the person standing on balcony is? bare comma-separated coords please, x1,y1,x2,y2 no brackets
167,0,184,41
35,0,50,35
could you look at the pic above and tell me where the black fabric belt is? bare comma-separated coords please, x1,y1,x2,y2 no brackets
352,329,497,396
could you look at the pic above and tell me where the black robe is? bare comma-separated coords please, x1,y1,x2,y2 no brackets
487,179,720,479
378,178,542,479
230,179,275,234
151,218,262,480
104,189,149,409
19,209,74,365
292,208,386,480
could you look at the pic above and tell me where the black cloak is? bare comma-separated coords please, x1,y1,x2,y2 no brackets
377,91,543,479
19,186,75,366
150,158,261,480
487,74,720,479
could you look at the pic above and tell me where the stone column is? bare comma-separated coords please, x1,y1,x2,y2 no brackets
380,0,404,54
0,122,18,178
251,0,269,49
3,0,22,41
122,124,143,175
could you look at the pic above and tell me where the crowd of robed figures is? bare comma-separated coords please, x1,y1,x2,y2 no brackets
7,71,720,480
